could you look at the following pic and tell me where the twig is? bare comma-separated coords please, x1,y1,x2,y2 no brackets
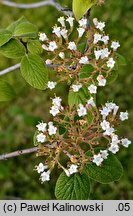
0,63,20,76
0,63,69,76
1,0,73,16
84,9,91,52
0,147,39,160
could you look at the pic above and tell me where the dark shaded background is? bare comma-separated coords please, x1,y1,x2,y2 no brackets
0,0,133,199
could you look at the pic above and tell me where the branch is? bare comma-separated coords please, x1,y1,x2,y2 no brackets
0,147,39,160
0,63,20,76
0,63,68,76
1,0,73,16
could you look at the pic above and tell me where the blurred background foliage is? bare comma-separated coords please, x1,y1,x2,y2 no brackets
0,0,133,199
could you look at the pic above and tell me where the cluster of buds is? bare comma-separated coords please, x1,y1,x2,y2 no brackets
34,16,131,183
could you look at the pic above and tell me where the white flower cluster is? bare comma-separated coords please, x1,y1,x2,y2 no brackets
50,96,63,116
92,102,131,166
36,16,130,181
35,163,50,182
36,121,57,143
93,18,120,69
40,16,87,53
39,16,120,96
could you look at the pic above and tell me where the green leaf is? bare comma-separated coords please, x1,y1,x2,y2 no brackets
73,0,97,20
116,53,126,66
55,172,90,200
0,29,12,46
68,90,82,109
68,85,89,109
0,80,16,101
77,42,86,53
33,131,40,146
14,22,38,38
87,111,94,124
80,64,94,79
84,152,123,183
106,69,118,84
27,40,43,54
0,39,25,58
7,16,28,33
20,54,48,90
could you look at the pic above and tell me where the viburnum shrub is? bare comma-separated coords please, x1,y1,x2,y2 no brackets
0,0,131,200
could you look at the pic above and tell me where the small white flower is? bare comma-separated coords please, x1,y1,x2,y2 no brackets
111,41,120,51
39,33,48,41
100,150,109,159
93,18,98,26
36,163,48,174
77,104,87,117
41,170,50,182
52,26,61,37
77,27,85,38
42,44,49,51
101,35,109,44
96,21,105,31
100,120,110,131
58,16,65,27
78,18,87,27
120,111,128,121
48,124,57,136
68,41,77,50
36,122,47,132
93,154,103,166
105,103,119,116
101,48,110,59
104,127,115,136
109,144,119,154
97,75,106,86
45,59,52,65
88,84,97,94
61,28,68,39
37,133,46,143
107,58,115,68
94,50,102,60
48,41,58,51
94,33,102,44
100,107,110,119
121,138,131,148
79,56,89,64
48,121,53,126
72,84,82,92
64,169,70,177
66,17,74,27
105,102,117,111
111,134,120,145
113,105,119,116
59,52,65,59
52,97,62,107
68,164,78,175
47,81,57,90
50,106,60,116
87,97,95,107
